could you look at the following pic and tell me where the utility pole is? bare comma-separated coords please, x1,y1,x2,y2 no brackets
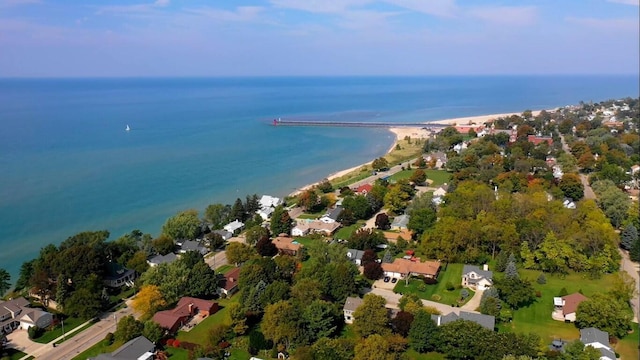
61,318,65,340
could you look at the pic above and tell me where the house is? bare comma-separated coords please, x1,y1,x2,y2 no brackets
103,262,136,288
552,293,588,322
147,253,178,267
433,184,448,197
320,206,343,224
223,220,244,234
461,264,493,291
272,235,301,256
425,152,447,169
292,220,341,237
356,184,373,195
382,229,412,243
346,249,365,265
92,336,155,360
211,229,233,241
431,311,495,331
0,297,53,335
455,125,485,135
563,199,576,209
527,134,553,145
390,215,410,230
256,207,274,220
343,297,363,324
179,240,208,255
259,195,282,209
580,327,616,360
218,267,241,297
153,297,218,333
381,258,441,280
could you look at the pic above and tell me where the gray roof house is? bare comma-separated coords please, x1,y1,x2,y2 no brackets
390,215,410,230
462,264,494,291
224,220,245,234
1,297,53,335
580,327,615,360
431,311,495,330
147,253,178,267
211,230,233,241
343,297,364,324
320,206,343,224
179,240,208,255
93,336,155,360
346,249,365,266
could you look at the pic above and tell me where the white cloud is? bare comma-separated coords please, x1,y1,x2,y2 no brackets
466,6,538,26
184,6,264,22
0,0,40,8
566,16,640,31
269,0,372,14
606,0,639,6
382,0,458,18
154,0,170,7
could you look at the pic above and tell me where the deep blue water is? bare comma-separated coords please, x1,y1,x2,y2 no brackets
0,76,638,281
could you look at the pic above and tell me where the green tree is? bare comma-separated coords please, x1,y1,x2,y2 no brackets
15,260,34,291
398,293,424,315
563,340,602,360
64,275,104,319
343,195,373,220
479,287,502,317
495,276,535,309
245,225,270,246
0,268,10,295
592,180,631,228
185,260,219,298
608,272,636,306
408,310,439,353
631,234,640,262
348,228,386,250
620,224,638,250
225,242,257,266
270,205,293,235
262,300,298,350
354,334,394,360
410,169,427,185
142,320,164,343
372,157,389,171
204,203,231,230
311,338,355,360
353,294,390,338
576,293,632,338
151,235,175,255
299,300,340,344
126,250,150,275
407,207,437,237
114,315,143,343
162,209,201,240
384,184,413,214
230,198,246,222
317,178,334,193
559,173,584,201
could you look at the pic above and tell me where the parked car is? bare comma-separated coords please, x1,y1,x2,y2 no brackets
384,276,390,283
391,278,398,284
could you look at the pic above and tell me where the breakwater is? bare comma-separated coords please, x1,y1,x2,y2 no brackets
271,118,448,129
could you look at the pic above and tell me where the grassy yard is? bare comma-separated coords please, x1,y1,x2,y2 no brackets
216,264,235,274
0,348,29,360
72,339,123,360
176,296,238,346
334,222,365,241
404,349,446,360
615,322,639,360
34,316,86,344
392,263,474,306
423,170,452,186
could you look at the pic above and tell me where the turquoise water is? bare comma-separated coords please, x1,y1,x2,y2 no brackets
0,76,638,280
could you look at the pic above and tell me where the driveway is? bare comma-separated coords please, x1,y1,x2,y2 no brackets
460,289,483,311
372,277,397,291
6,330,40,356
364,287,478,315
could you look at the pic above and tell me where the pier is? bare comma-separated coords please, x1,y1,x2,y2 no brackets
271,118,448,129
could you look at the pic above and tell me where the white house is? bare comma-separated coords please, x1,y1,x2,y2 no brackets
259,195,281,209
320,206,343,224
433,185,448,198
461,264,493,291
346,249,365,266
580,327,615,360
343,297,363,324
256,207,274,221
552,293,588,322
223,220,244,234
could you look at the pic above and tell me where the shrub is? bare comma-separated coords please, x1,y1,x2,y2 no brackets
423,277,437,285
166,339,174,347
558,287,568,297
27,326,43,339
105,332,114,345
418,284,426,292
537,273,546,284
535,290,542,298
460,289,469,299
172,340,181,348
445,282,455,291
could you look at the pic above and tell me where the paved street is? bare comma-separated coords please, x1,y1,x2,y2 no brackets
619,249,640,323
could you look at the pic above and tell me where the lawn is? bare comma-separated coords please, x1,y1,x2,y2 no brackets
0,348,29,360
292,237,324,247
392,263,474,306
404,349,446,360
34,316,87,344
615,322,639,360
499,270,620,342
423,170,452,186
71,339,122,360
176,296,238,346
334,222,365,241
216,264,234,274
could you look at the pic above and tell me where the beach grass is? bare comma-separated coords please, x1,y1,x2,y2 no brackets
385,138,424,167
393,264,473,306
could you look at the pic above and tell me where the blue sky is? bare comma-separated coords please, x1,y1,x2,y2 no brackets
0,0,638,77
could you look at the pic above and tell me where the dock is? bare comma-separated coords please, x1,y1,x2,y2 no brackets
271,118,448,129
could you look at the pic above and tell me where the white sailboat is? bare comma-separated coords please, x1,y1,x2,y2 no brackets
125,124,130,131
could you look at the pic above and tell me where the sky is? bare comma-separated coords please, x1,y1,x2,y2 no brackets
0,0,638,77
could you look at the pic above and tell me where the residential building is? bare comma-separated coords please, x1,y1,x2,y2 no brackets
390,215,410,230
272,235,301,256
259,195,282,209
580,327,615,360
461,264,493,291
432,186,448,198
381,258,441,280
147,253,178,267
0,297,53,335
256,207,274,220
211,230,233,241
425,152,447,169
292,220,341,237
103,262,136,288
346,249,365,265
153,297,218,333
320,206,343,224
527,134,554,145
343,297,363,324
355,184,373,195
92,336,155,360
552,293,588,322
179,240,208,255
223,220,244,234
218,267,241,297
431,311,495,330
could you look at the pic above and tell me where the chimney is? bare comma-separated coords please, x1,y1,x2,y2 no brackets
483,264,489,271
188,303,194,314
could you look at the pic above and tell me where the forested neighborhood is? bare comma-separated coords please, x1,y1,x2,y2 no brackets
1,97,639,360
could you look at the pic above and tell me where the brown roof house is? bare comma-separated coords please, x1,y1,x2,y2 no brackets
382,258,441,282
552,293,588,322
272,235,301,256
0,297,52,335
152,297,218,333
218,267,241,298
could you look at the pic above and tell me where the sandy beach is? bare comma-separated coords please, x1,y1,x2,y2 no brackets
290,110,543,196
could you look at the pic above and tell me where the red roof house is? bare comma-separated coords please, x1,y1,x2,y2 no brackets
218,267,241,297
527,135,553,145
356,184,373,195
152,297,218,333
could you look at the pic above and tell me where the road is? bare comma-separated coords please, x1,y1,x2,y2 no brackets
619,249,640,323
365,287,479,315
205,249,229,269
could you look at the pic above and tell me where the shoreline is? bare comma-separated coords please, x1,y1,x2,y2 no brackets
288,110,544,197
